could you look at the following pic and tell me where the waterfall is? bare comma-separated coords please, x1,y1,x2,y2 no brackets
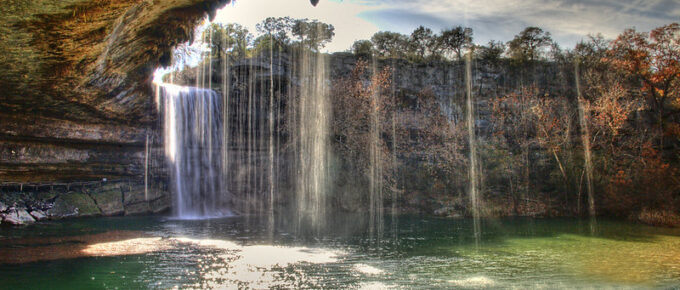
144,133,149,202
390,59,399,238
577,100,596,218
156,23,331,225
161,84,230,218
575,63,596,215
221,27,231,208
575,61,597,232
465,53,481,245
295,48,331,230
369,56,384,238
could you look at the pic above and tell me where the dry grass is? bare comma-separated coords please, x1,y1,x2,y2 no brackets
636,209,680,227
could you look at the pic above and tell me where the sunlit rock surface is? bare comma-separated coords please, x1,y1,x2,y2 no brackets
2,209,35,225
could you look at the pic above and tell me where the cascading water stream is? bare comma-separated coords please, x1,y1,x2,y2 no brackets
575,61,597,232
368,55,384,238
161,84,229,218
221,25,231,207
390,59,399,239
268,34,276,231
465,53,481,246
295,46,331,231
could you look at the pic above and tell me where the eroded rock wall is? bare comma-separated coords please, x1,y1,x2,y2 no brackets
1,0,231,183
0,0,232,223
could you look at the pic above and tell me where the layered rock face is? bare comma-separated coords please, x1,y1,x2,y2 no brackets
0,0,231,223
0,180,170,225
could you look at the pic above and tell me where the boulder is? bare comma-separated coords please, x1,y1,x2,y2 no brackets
90,189,124,216
124,202,151,216
434,206,453,216
29,209,47,220
47,192,101,218
122,185,169,215
123,185,161,205
0,201,6,212
3,209,35,225
150,195,171,214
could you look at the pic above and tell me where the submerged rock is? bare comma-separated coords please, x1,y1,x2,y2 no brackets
3,209,35,225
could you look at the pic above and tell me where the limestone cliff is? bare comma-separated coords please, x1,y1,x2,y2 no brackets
0,0,230,183
0,0,231,223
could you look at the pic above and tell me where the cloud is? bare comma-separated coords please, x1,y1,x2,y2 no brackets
355,0,679,45
357,9,450,32
212,0,679,51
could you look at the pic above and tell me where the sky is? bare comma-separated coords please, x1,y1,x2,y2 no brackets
213,0,679,52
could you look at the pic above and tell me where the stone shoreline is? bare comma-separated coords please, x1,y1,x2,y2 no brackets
0,180,170,226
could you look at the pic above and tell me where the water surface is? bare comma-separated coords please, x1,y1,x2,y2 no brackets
1,215,679,289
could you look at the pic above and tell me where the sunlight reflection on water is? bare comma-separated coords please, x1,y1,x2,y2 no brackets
3,217,680,288
172,237,344,288
82,237,171,256
448,276,496,288
353,263,384,275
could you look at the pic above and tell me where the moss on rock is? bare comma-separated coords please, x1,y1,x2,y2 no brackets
48,191,101,218
90,189,124,216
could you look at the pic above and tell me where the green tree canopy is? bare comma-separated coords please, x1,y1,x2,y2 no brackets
507,26,553,62
409,26,437,59
439,26,473,60
291,19,335,51
477,40,506,64
351,39,374,57
203,23,252,59
371,31,408,58
256,17,294,48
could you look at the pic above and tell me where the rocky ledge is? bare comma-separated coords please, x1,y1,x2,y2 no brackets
0,180,170,226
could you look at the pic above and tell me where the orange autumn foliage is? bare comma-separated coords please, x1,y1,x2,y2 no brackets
606,23,680,149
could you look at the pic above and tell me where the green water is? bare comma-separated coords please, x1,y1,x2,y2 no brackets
1,215,679,289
